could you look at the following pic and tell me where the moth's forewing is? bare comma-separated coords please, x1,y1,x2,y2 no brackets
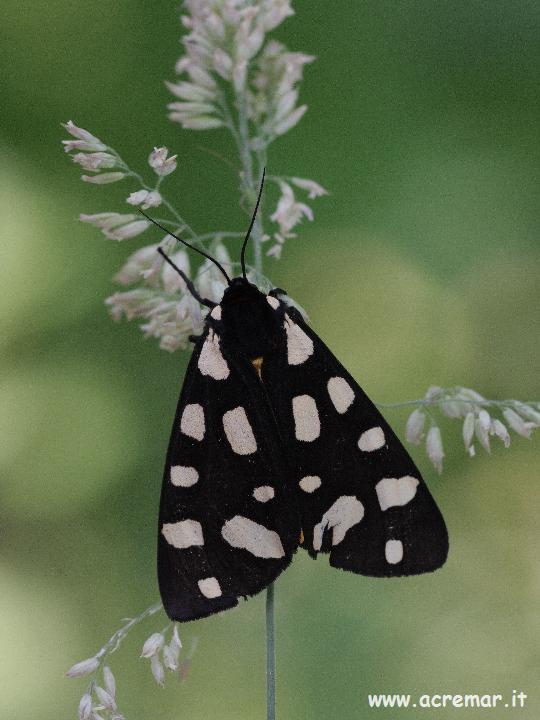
158,294,300,622
263,301,448,576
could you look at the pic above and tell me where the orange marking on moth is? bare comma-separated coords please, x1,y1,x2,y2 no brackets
251,356,264,379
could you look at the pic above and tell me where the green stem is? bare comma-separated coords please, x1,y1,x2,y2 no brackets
233,87,265,276
266,583,276,720
231,81,275,720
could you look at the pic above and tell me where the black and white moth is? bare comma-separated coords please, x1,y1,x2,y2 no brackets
141,175,448,622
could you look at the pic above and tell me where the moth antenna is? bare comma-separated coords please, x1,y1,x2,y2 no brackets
157,247,216,309
240,167,266,281
138,209,232,285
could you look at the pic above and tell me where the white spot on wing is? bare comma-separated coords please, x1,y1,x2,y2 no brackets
358,426,385,451
376,476,419,511
253,486,274,502
170,465,199,487
223,407,257,455
284,314,313,365
221,515,285,558
266,295,280,310
198,330,229,380
327,377,355,414
385,539,403,564
210,305,222,320
198,576,222,598
292,394,320,442
299,476,321,493
313,496,364,551
162,519,204,549
180,404,205,441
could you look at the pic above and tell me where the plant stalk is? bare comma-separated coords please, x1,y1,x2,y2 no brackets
266,583,276,720
233,83,275,720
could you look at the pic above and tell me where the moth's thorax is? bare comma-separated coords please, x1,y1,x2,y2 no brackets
219,279,280,359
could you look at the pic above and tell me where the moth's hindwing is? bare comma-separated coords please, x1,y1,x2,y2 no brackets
158,322,300,622
263,298,449,577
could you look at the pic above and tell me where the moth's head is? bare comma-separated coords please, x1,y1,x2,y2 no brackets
222,276,262,305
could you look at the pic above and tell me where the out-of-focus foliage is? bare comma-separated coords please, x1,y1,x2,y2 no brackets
1,1,538,718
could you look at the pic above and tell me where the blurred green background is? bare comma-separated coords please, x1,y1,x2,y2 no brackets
1,1,539,718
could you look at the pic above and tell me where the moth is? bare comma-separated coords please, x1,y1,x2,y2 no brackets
141,173,448,622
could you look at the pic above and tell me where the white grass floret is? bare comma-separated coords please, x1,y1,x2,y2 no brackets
426,426,444,474
81,172,126,184
66,656,100,678
103,666,116,698
150,655,165,687
72,152,117,171
405,408,425,444
78,693,93,720
95,686,116,712
463,412,475,449
104,220,151,241
491,419,511,448
503,408,536,439
140,632,165,658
